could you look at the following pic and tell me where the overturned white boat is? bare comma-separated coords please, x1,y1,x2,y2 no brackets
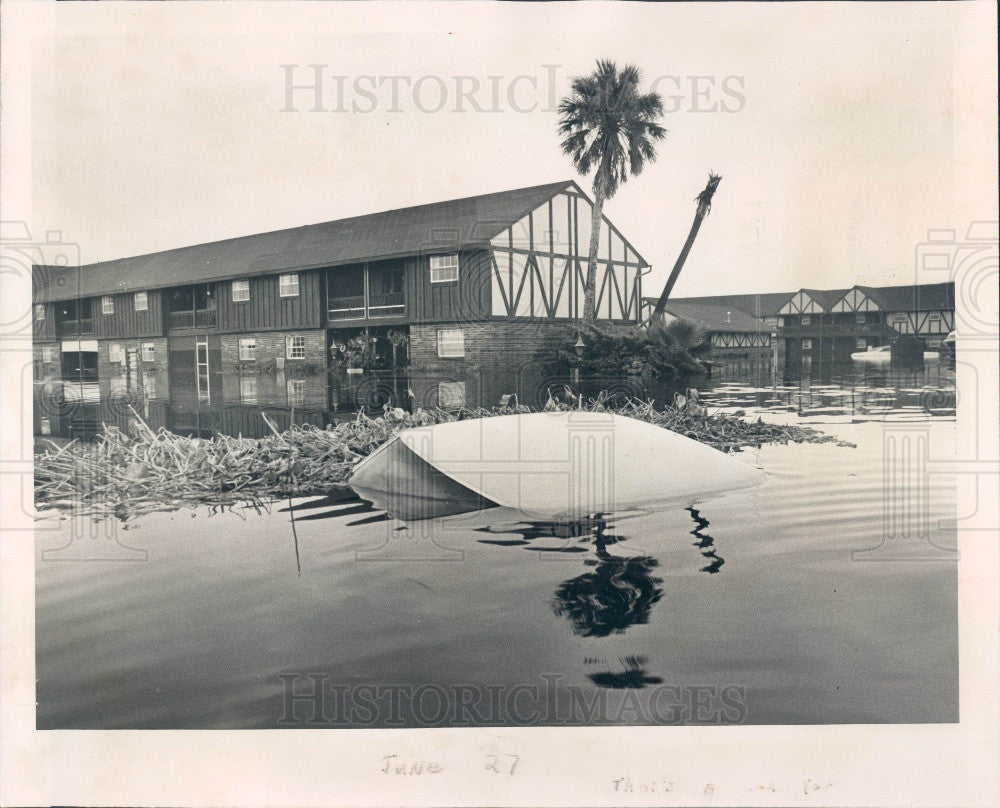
349,412,764,520
851,345,891,363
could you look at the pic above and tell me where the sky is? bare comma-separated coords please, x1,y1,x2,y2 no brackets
27,1,997,298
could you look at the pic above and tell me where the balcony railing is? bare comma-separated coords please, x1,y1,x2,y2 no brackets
328,294,405,320
168,309,217,329
368,291,405,318
328,295,366,320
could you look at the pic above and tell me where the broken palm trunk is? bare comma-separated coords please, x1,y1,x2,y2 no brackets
349,411,764,520
650,173,722,321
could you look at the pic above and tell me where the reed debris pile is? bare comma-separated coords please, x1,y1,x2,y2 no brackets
34,398,852,520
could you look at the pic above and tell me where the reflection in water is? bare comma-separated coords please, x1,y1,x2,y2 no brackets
279,490,368,518
553,554,663,637
687,506,724,574
285,499,711,645
477,515,665,637
475,515,624,554
547,518,665,639
588,655,664,689
700,366,956,420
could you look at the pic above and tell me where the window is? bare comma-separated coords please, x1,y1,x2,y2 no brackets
232,280,250,302
102,296,115,315
109,343,124,363
776,317,785,328
855,312,867,325
279,273,300,298
287,379,306,407
927,338,942,348
142,372,157,400
438,381,466,409
34,304,45,321
801,315,811,326
286,335,306,359
41,346,55,363
141,342,156,362
134,291,148,311
240,375,258,404
856,338,867,350
430,254,459,283
801,339,813,350
238,338,257,361
437,329,465,358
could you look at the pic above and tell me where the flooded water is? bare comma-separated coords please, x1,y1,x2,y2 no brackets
35,369,958,728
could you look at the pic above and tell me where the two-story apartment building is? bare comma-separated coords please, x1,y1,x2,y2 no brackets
32,181,649,437
652,282,955,377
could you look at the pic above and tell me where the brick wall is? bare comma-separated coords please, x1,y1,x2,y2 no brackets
97,337,170,402
33,343,64,433
219,330,327,409
408,320,583,409
33,343,61,383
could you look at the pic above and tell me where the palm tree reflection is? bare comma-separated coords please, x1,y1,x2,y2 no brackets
588,655,664,689
553,553,663,637
476,514,679,637
542,516,664,638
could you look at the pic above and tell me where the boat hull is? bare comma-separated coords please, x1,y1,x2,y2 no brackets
349,412,764,520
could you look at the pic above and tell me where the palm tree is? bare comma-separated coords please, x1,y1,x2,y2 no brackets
644,317,712,382
558,60,666,321
649,173,722,320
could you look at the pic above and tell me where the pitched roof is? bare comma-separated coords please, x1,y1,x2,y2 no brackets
648,291,793,318
799,288,851,310
857,282,955,311
661,301,768,333
659,282,955,316
33,180,576,303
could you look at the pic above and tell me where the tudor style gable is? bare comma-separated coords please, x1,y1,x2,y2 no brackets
778,290,824,315
832,287,880,312
488,185,647,321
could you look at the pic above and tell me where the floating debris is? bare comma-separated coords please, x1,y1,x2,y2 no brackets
34,398,852,520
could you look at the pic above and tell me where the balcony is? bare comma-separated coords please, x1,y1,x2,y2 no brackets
780,322,885,337
167,309,218,329
56,318,94,337
165,283,217,331
368,291,405,318
327,262,406,321
328,295,366,320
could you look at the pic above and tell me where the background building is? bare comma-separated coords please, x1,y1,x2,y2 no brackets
32,181,648,437
646,281,955,379
654,300,773,381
